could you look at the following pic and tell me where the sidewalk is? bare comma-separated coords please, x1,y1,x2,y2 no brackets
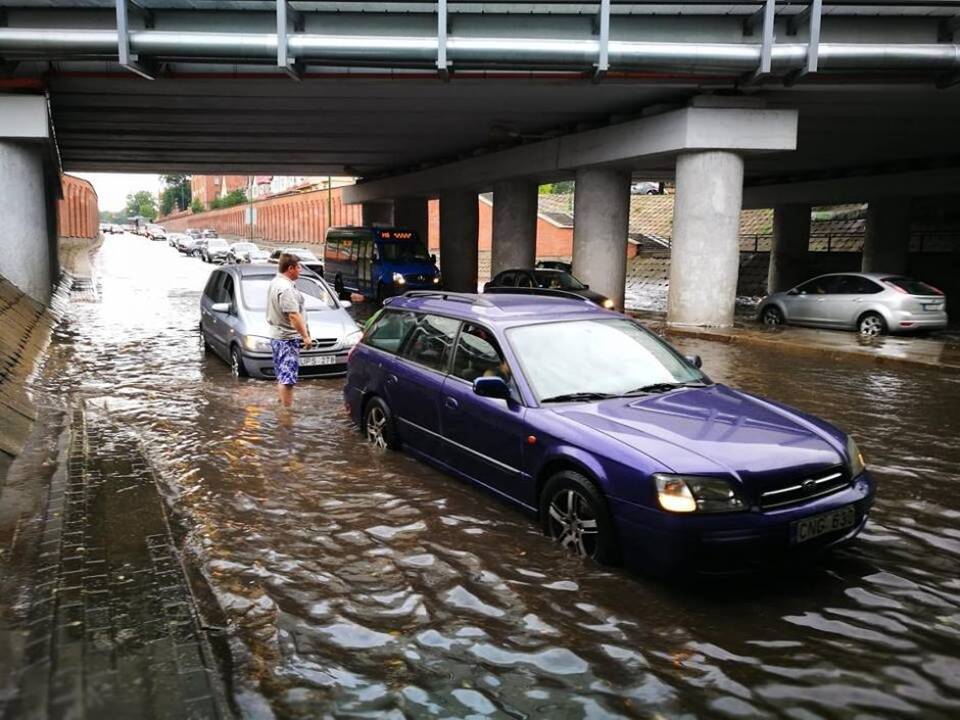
633,311,960,374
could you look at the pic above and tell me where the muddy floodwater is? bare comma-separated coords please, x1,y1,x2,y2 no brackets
26,235,960,718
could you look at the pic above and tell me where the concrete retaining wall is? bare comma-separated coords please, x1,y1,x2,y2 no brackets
0,273,66,460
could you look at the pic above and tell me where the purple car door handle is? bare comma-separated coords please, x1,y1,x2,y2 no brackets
444,397,459,411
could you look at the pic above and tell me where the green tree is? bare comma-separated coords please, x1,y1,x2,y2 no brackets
159,174,191,215
191,198,205,214
210,188,247,210
124,190,157,221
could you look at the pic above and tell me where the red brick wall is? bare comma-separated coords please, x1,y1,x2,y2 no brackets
58,174,99,239
162,186,361,246
427,197,574,258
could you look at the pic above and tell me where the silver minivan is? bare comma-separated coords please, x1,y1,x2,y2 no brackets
758,272,947,336
200,265,362,378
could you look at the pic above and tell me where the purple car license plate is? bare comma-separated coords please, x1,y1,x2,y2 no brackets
792,505,856,544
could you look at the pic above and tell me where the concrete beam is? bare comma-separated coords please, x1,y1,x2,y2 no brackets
343,106,798,203
0,95,48,140
743,168,960,209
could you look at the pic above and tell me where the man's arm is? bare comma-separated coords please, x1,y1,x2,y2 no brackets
287,312,311,345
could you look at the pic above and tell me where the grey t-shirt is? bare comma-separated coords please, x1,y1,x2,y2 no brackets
266,274,305,340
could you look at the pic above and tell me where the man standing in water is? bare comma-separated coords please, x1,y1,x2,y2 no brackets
267,253,312,407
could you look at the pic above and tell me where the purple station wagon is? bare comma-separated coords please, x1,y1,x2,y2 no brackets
344,291,876,574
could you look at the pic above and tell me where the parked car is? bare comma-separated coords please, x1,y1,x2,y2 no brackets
202,238,231,263
268,247,324,278
146,224,167,241
324,227,439,302
200,265,362,379
630,181,662,195
167,232,186,248
758,272,947,336
226,241,261,264
535,260,572,274
192,238,209,257
344,292,875,575
484,268,615,309
247,248,271,264
178,235,203,255
201,229,218,239
185,228,202,239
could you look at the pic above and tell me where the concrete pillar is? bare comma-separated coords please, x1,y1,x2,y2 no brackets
571,168,631,310
439,189,479,293
768,204,811,293
863,199,911,274
0,142,54,303
667,151,744,327
394,197,429,243
361,201,393,227
491,179,538,275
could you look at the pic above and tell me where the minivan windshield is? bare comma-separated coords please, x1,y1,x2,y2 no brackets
379,240,430,263
241,276,338,311
507,318,705,402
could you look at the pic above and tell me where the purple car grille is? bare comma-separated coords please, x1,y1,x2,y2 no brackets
759,468,849,510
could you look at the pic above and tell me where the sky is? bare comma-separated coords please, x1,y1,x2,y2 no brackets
73,173,163,212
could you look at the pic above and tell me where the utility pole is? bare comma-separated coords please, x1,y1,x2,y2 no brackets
248,175,254,241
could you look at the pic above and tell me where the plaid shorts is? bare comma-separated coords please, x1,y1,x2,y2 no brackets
271,339,301,385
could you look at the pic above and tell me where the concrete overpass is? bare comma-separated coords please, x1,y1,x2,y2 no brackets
2,1,960,323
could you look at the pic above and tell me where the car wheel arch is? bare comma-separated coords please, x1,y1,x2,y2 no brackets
534,452,609,517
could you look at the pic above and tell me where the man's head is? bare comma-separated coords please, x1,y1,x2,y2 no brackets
278,252,301,280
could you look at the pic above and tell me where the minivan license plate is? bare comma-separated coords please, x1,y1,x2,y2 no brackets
792,505,856,544
302,355,336,367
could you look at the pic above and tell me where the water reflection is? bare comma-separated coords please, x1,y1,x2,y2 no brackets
34,235,960,717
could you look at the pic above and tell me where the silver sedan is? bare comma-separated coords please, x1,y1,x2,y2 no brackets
758,272,947,336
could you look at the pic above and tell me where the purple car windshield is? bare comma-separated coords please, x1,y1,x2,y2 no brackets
506,318,704,402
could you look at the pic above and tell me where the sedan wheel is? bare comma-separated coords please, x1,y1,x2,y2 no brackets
761,305,784,326
547,489,599,558
858,312,886,337
365,406,388,448
541,471,618,564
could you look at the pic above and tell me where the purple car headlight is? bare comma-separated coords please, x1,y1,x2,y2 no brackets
847,437,866,477
654,474,747,514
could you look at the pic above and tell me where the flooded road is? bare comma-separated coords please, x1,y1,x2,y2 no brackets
30,234,960,718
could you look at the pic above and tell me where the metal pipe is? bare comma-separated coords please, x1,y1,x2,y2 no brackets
1,28,959,74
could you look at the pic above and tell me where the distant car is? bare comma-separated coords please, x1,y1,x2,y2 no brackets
484,268,615,310
630,181,662,195
200,264,362,379
185,228,201,239
758,272,947,336
146,225,166,241
535,260,572,274
167,232,186,248
247,248,271,264
202,238,231,263
226,242,261,264
202,229,218,239
269,247,324,277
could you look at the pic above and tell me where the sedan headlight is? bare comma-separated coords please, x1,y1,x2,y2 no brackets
243,334,273,353
654,474,746,514
601,298,615,309
392,272,406,285
846,436,866,477
342,329,363,347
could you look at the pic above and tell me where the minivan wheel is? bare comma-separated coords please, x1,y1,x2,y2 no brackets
761,305,784,326
230,345,248,377
541,471,619,564
362,397,399,450
858,312,887,337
